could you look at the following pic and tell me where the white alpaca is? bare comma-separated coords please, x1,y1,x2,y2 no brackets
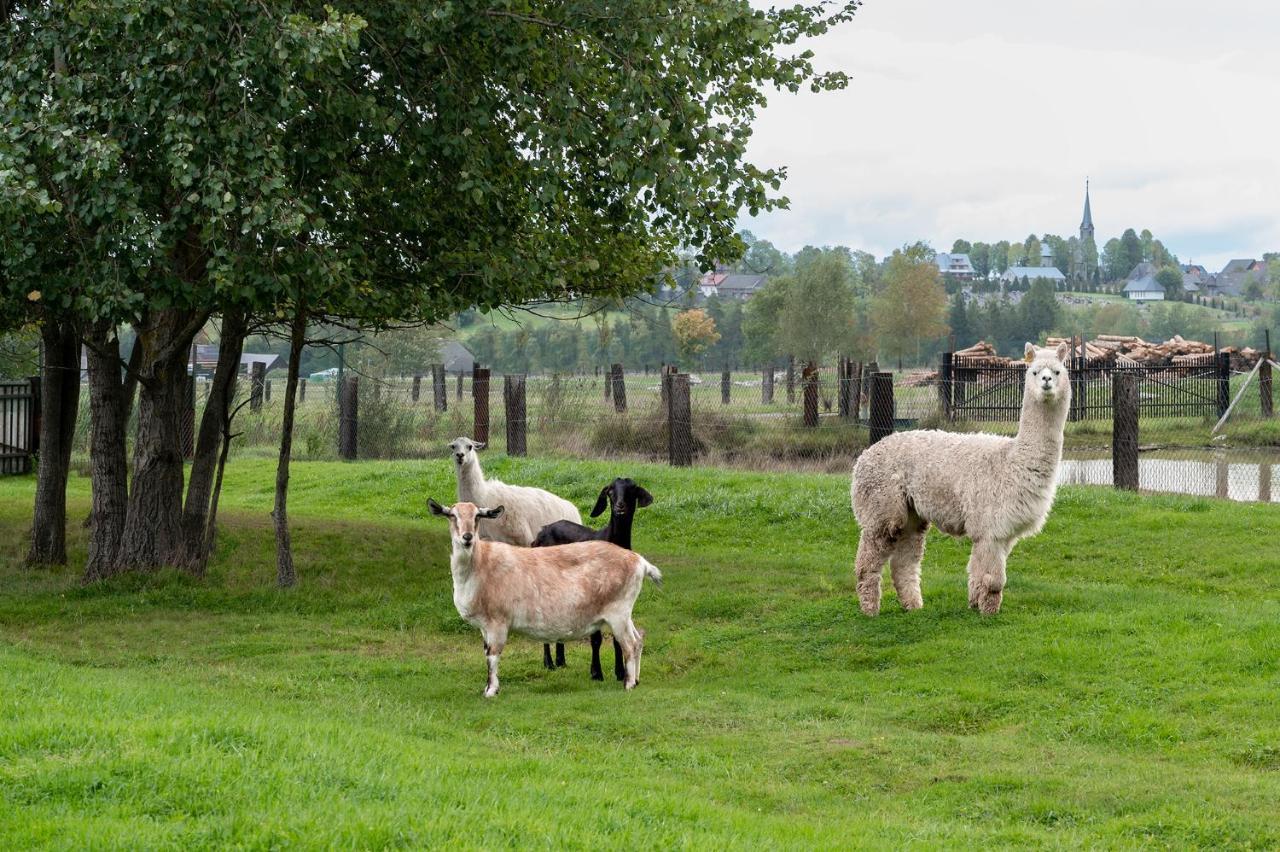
448,437,581,545
851,342,1072,616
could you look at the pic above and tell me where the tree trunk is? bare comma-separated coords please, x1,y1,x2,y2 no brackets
26,320,81,566
273,306,306,588
116,308,202,571
181,309,246,572
83,328,130,582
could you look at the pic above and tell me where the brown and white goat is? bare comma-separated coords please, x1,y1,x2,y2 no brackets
428,498,662,697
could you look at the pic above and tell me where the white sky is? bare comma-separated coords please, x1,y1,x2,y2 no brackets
742,0,1280,271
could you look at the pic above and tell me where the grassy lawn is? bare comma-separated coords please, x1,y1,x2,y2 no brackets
3,459,1280,848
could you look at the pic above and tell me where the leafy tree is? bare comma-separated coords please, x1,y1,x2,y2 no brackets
1119,229,1144,276
1101,238,1125,281
872,244,948,367
1,0,859,577
1023,235,1042,267
672,309,720,366
1018,280,1059,341
1156,266,1184,301
951,239,972,254
991,240,1012,275
743,276,791,364
969,242,991,279
776,250,857,364
1007,242,1027,269
948,293,973,348
737,232,790,275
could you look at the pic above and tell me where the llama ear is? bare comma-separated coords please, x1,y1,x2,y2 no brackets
1023,342,1036,363
1055,342,1070,363
590,486,610,518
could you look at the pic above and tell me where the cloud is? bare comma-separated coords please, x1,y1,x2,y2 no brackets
741,1,1280,270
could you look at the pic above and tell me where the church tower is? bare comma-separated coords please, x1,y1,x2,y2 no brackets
1079,180,1094,242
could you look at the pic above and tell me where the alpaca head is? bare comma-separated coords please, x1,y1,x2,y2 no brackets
1023,342,1071,406
448,436,485,468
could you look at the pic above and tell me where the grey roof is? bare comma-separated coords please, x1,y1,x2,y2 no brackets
441,339,476,372
1080,181,1094,231
716,273,767,295
936,252,975,274
1001,265,1065,281
1123,275,1164,294
1221,258,1257,275
1127,261,1158,281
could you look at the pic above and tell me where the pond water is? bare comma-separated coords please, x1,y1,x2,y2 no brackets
1059,449,1280,504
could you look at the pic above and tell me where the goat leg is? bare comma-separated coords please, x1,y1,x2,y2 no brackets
613,637,625,682
589,631,604,681
555,642,566,668
542,643,556,671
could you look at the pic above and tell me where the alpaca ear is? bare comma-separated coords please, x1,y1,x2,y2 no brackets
1023,342,1036,363
1055,342,1070,363
479,505,504,519
473,441,486,451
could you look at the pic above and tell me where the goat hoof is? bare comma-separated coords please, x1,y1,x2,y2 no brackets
624,679,637,691
483,686,499,698
590,671,604,681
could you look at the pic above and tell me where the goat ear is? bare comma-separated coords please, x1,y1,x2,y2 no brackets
633,486,654,508
1055,341,1070,363
590,486,610,518
427,498,450,517
1023,342,1036,363
479,505,504,519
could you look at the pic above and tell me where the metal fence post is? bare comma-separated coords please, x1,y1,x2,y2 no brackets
504,374,526,457
1112,371,1139,490
474,367,490,445
868,372,894,446
802,362,819,427
338,375,359,460
611,363,627,412
667,372,692,467
939,352,953,421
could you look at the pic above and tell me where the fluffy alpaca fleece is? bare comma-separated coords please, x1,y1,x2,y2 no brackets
851,342,1072,616
428,499,661,696
448,436,581,545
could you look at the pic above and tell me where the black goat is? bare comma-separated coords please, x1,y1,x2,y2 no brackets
532,477,654,681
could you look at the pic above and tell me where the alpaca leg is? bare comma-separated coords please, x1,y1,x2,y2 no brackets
854,532,893,616
889,529,927,611
542,643,555,671
967,540,1009,616
482,626,508,698
555,642,566,668
589,631,604,681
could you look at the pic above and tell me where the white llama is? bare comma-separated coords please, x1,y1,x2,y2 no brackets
851,342,1072,616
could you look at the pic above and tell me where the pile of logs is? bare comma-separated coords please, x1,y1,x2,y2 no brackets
951,340,1014,367
1045,334,1265,370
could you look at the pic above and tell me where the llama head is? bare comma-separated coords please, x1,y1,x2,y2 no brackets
1023,342,1071,406
447,436,485,468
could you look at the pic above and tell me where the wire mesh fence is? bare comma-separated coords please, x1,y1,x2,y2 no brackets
27,345,1280,505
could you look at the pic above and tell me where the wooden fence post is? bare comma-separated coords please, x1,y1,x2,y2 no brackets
412,374,422,402
1260,330,1273,418
852,361,864,421
939,352,953,421
604,363,612,401
338,375,359,460
250,362,265,412
762,364,774,404
1259,461,1272,503
456,370,463,400
1112,371,1139,491
433,365,447,412
868,372,894,446
802,362,819,427
1216,351,1231,419
611,363,627,412
504,374,526,457
862,360,879,415
474,367,490,445
837,357,850,419
785,356,795,404
299,378,306,403
27,375,41,458
265,379,272,404
721,369,731,405
667,372,693,467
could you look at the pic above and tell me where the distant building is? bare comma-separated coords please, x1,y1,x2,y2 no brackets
1209,258,1264,298
1079,180,1094,243
440,340,476,372
1000,266,1065,285
1040,242,1054,267
1126,261,1159,282
935,252,977,280
1179,263,1209,294
698,269,767,300
1123,275,1165,302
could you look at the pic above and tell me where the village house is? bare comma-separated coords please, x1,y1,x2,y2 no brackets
934,252,977,280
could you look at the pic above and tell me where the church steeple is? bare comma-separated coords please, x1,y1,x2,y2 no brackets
1079,179,1094,242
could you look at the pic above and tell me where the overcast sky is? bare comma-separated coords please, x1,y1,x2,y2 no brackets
742,0,1279,271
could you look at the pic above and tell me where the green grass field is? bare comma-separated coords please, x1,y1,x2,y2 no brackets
3,459,1280,848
